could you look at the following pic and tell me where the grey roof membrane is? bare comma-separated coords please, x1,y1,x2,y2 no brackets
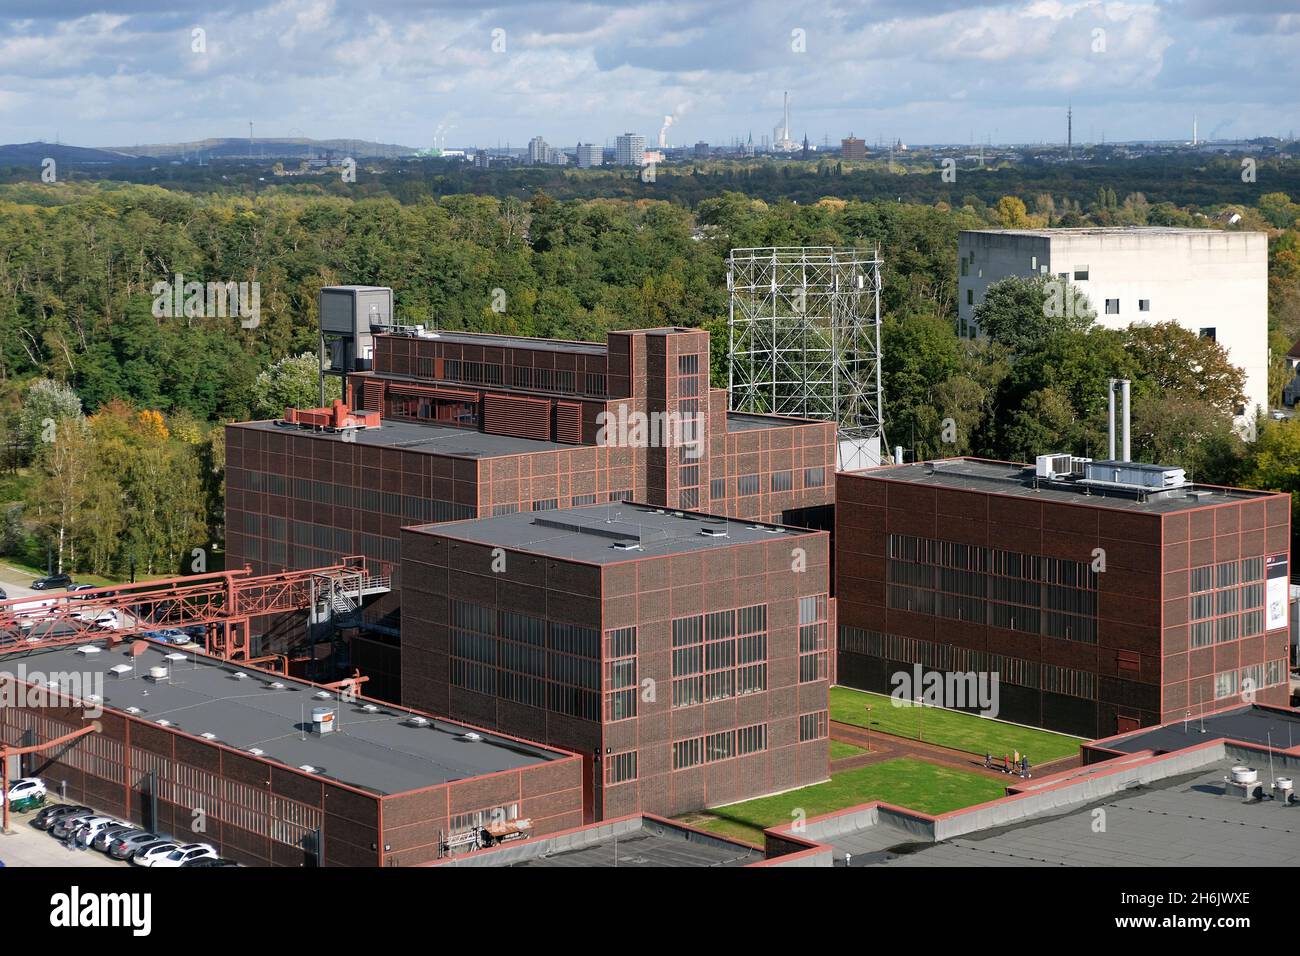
725,411,812,432
384,330,607,356
6,642,560,796
835,762,1300,867
510,828,761,867
856,459,1271,514
1103,706,1300,755
413,503,815,565
238,417,571,458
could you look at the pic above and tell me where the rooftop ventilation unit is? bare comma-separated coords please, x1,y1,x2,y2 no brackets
312,707,336,735
146,666,169,682
1084,460,1185,490
461,731,483,742
362,704,380,714
248,747,265,756
314,691,332,699
200,732,217,740
268,681,286,690
611,541,642,551
163,653,188,662
126,706,143,714
407,716,430,728
156,719,171,727
109,665,132,678
75,645,101,655
232,672,248,681
299,765,320,774
699,528,728,538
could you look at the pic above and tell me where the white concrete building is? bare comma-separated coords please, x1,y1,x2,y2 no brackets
957,227,1270,422
615,133,645,166
576,143,602,168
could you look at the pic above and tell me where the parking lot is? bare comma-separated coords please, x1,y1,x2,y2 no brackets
1,816,126,867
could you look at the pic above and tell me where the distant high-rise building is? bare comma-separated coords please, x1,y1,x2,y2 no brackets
694,141,709,159
841,135,866,161
526,135,567,165
615,133,646,166
576,142,603,168
473,149,490,169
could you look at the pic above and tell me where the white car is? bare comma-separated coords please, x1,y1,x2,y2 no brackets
144,843,217,868
132,841,181,866
4,777,46,810
74,609,119,629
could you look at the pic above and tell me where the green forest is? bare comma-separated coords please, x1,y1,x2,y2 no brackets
3,165,1300,582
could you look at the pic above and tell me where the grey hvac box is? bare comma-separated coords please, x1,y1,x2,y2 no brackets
319,286,393,335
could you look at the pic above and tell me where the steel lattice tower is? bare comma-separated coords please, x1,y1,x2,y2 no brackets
727,247,885,470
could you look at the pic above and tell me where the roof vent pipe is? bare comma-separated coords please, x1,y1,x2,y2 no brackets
1107,378,1116,461
1121,379,1131,463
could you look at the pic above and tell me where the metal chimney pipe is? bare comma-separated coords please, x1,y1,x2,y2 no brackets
1107,379,1116,461
894,445,904,465
1121,379,1131,462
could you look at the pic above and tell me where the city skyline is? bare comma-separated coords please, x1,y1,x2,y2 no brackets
1,0,1297,151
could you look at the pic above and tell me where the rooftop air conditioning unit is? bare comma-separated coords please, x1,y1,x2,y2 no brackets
1035,453,1074,480
461,732,483,742
268,681,286,690
407,716,430,728
147,666,169,682
109,665,132,678
76,646,101,655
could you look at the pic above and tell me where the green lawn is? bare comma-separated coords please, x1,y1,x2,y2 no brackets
829,686,1083,762
689,758,1007,846
829,740,867,761
0,559,123,588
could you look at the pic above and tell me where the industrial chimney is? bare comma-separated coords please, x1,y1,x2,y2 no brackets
1106,378,1131,463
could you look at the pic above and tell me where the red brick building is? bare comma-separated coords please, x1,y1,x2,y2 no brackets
836,458,1291,739
224,324,834,693
399,504,833,819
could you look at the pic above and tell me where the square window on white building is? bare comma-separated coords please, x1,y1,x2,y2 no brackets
1138,299,1150,312
1074,266,1089,280
1105,299,1120,315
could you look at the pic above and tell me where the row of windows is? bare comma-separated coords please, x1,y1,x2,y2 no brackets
1190,558,1265,594
672,605,769,707
234,471,476,526
890,534,1098,589
604,627,639,722
840,625,1098,700
1213,661,1288,699
672,723,769,769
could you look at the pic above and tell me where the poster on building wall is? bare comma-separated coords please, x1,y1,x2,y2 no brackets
1266,553,1288,631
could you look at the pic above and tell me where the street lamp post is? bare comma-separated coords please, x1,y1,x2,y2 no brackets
915,696,923,741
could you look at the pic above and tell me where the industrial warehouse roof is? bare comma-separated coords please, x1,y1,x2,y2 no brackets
415,502,817,564
239,417,572,458
824,760,1300,868
852,458,1275,514
725,411,813,432
6,642,563,795
1098,706,1300,755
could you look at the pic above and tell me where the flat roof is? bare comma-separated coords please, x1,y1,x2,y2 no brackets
850,458,1275,515
380,330,607,356
1100,705,1300,755
726,411,812,432
4,642,563,796
412,503,817,565
835,761,1300,867
236,417,572,458
961,227,1262,239
436,816,761,867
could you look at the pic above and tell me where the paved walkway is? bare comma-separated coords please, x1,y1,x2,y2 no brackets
0,818,126,868
829,720,1081,781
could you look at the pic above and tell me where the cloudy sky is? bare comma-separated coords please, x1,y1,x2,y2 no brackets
1,0,1297,150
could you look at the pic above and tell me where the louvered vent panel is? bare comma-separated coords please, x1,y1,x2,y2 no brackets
483,393,552,440
555,402,582,444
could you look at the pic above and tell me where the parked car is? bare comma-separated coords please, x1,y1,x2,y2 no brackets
4,778,46,813
30,574,72,590
0,586,7,600
74,609,118,626
51,812,100,840
66,584,96,593
108,831,162,861
131,841,182,866
32,803,91,831
145,628,187,644
92,822,138,852
145,843,217,868
182,857,238,868
73,817,125,847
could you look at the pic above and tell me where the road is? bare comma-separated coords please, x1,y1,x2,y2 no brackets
0,563,42,602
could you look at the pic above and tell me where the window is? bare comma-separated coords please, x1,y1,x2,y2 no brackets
1200,328,1216,342
603,626,638,722
1073,266,1089,280
737,474,760,496
673,604,766,707
705,730,735,763
710,478,727,499
799,711,828,742
605,751,637,785
772,470,793,492
798,594,828,684
571,493,597,506
1214,669,1238,699
1138,299,1150,312
737,723,767,756
1105,299,1119,315
531,498,558,511
961,258,969,277
966,289,973,306
804,467,825,488
608,489,634,502
673,737,703,770
1030,255,1037,270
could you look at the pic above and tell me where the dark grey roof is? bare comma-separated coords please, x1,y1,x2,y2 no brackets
439,817,760,867
383,330,607,356
840,762,1300,867
1102,706,1300,755
236,418,572,458
5,642,562,795
853,459,1274,514
726,411,814,432
412,503,816,565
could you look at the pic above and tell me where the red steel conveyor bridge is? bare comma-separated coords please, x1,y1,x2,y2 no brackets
0,557,390,670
